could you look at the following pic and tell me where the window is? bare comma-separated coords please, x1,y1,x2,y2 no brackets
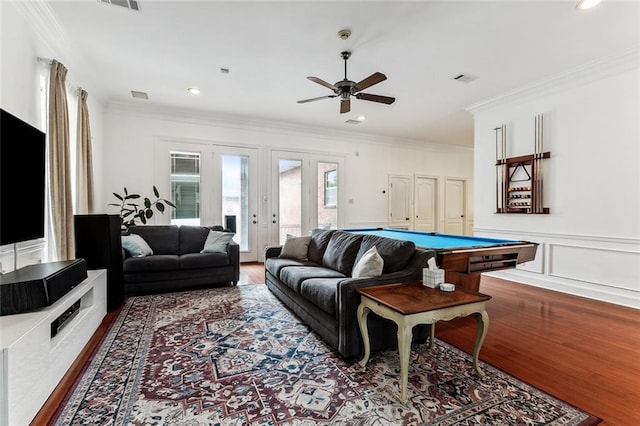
170,151,200,225
324,169,337,207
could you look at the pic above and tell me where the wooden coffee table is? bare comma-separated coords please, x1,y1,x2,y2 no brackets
357,281,492,404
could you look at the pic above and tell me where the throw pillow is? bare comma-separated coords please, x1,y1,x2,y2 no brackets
352,246,384,278
201,230,235,254
122,234,153,258
279,234,312,260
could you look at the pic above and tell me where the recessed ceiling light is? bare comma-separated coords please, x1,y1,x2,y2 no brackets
356,115,366,121
187,87,201,95
576,0,602,9
131,90,148,100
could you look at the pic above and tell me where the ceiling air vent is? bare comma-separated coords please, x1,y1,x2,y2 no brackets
131,90,148,100
100,0,140,11
452,73,477,83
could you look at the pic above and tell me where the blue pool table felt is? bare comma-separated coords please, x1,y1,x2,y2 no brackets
343,228,518,250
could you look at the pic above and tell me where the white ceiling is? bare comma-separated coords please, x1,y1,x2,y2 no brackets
43,1,639,147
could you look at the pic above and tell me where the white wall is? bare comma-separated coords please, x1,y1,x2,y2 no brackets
0,1,106,270
470,50,639,308
98,104,474,254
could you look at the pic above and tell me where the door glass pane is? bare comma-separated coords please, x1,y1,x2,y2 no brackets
318,162,338,229
279,159,302,243
222,155,249,250
170,152,200,225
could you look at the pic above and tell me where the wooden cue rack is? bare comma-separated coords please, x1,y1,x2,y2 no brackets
495,114,550,214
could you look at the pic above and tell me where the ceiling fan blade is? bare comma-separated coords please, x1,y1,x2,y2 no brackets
340,98,351,114
356,92,396,105
307,76,338,91
297,95,337,104
353,72,387,92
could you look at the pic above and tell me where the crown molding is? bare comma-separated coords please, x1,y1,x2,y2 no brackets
105,101,473,153
11,0,78,67
467,46,640,114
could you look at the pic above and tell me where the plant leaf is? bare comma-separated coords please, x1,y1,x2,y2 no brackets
113,193,123,201
144,198,151,208
153,186,160,198
156,202,165,213
145,210,153,219
164,199,177,208
127,194,141,200
124,187,129,195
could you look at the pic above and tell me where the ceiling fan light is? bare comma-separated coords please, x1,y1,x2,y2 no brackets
187,87,201,95
576,0,602,9
356,115,365,121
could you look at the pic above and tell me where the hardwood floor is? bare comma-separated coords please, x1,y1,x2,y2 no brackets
36,263,639,425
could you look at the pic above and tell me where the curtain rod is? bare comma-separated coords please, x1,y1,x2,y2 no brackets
37,56,83,92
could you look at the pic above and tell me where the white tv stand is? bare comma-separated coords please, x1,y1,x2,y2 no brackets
0,269,107,425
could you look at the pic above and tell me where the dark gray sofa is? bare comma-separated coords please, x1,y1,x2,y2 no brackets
123,225,239,294
265,229,435,359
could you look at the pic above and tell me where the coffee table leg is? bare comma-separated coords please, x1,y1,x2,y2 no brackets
429,323,435,350
472,310,489,377
397,323,412,404
357,304,371,368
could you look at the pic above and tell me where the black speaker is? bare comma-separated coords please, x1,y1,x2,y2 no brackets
74,214,124,311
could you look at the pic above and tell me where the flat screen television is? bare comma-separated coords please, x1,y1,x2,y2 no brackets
0,109,46,246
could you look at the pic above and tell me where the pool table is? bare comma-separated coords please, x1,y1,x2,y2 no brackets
343,228,538,292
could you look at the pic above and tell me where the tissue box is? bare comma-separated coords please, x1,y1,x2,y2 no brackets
423,268,445,288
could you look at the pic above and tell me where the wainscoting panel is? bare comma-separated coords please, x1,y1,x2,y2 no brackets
474,228,640,308
516,242,544,274
549,244,639,292
0,240,46,274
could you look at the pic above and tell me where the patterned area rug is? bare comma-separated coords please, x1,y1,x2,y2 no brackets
55,285,599,425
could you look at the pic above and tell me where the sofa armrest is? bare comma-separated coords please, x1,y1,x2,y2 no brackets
265,245,283,259
336,248,435,358
227,241,240,285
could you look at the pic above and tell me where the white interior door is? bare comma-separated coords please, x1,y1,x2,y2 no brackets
414,175,437,232
444,177,467,235
388,174,412,229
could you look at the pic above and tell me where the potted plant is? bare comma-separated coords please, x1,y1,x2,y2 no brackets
110,186,176,231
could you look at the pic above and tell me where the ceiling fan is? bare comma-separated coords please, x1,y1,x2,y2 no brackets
297,51,396,114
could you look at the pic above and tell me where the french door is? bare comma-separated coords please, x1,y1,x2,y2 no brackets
155,140,259,262
269,150,343,245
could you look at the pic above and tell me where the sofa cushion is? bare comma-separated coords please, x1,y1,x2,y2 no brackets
322,231,363,275
129,226,179,255
279,235,312,260
300,278,343,316
265,257,316,278
180,253,229,269
352,246,384,278
123,254,180,273
307,229,335,264
121,234,153,257
355,234,415,274
179,226,213,254
279,266,346,293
